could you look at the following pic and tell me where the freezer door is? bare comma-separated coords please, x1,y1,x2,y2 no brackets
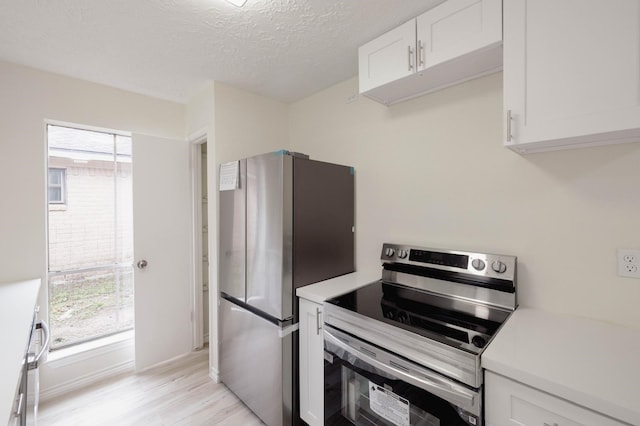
219,159,246,301
246,153,293,320
219,296,294,426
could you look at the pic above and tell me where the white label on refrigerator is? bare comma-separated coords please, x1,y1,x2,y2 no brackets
369,382,410,426
219,161,239,191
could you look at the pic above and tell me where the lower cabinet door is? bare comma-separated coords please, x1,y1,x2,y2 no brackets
299,298,324,426
485,371,627,426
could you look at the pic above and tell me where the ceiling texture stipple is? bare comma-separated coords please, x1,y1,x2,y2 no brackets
0,0,445,103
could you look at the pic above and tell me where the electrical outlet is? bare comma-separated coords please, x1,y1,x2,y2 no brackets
618,249,640,278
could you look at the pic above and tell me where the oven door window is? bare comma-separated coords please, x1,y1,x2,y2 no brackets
324,351,478,426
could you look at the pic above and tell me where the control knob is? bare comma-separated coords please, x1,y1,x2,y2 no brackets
491,260,507,274
384,247,396,257
471,335,487,348
397,311,409,324
397,249,408,259
471,258,486,271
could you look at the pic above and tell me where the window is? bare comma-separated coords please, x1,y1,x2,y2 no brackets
48,168,66,204
47,124,134,350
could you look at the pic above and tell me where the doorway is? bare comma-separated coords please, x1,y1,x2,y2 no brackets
192,139,210,349
201,142,210,344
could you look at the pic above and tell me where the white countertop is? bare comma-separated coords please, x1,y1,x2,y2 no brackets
482,307,640,425
0,279,41,426
296,270,381,303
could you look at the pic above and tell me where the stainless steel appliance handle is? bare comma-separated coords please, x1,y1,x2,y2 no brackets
324,329,475,408
13,392,24,418
28,320,49,369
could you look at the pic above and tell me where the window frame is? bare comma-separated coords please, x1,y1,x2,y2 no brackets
46,123,134,351
48,167,67,205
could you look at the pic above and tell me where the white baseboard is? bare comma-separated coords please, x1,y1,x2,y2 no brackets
136,350,193,373
40,359,134,402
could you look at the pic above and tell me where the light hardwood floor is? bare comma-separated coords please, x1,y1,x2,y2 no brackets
38,348,264,426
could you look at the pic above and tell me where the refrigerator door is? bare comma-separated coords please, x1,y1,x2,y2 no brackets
219,296,294,426
219,159,247,301
246,152,293,320
292,157,355,290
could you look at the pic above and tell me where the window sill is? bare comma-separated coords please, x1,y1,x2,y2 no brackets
46,330,134,368
48,204,67,212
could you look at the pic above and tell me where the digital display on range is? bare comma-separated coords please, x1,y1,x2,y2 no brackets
409,250,469,269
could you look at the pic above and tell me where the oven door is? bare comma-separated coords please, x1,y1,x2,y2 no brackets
324,326,481,426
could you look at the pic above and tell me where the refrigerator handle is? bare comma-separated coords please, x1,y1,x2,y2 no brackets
221,292,294,328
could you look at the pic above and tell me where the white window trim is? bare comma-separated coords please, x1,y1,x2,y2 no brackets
46,122,134,351
48,167,66,204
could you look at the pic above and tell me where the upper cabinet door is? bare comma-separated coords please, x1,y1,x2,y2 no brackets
358,0,502,105
417,0,502,71
358,20,417,93
504,0,640,153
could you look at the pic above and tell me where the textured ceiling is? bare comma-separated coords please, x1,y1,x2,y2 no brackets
0,0,445,103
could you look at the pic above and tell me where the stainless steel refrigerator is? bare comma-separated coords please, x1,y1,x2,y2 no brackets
218,150,354,426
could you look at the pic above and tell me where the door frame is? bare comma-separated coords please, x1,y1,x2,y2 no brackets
189,128,208,350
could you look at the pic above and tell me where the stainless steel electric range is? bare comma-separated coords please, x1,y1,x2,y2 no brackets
322,243,517,426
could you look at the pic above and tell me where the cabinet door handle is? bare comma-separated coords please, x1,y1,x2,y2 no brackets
408,46,414,71
418,40,424,68
506,109,513,142
316,307,322,335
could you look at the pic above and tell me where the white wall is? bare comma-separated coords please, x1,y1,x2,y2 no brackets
289,73,640,329
186,83,214,139
0,60,186,396
213,82,290,163
186,82,290,379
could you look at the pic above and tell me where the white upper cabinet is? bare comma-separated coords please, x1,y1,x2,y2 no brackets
358,20,417,93
359,0,503,105
416,0,502,71
504,0,640,153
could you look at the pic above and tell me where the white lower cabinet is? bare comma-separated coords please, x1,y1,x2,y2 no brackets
299,298,324,426
485,371,627,426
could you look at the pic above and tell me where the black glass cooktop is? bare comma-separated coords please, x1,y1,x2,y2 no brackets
325,280,502,352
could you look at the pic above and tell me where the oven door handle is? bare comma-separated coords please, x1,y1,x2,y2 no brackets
324,329,476,410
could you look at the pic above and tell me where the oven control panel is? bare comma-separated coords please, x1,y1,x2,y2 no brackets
380,243,517,282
